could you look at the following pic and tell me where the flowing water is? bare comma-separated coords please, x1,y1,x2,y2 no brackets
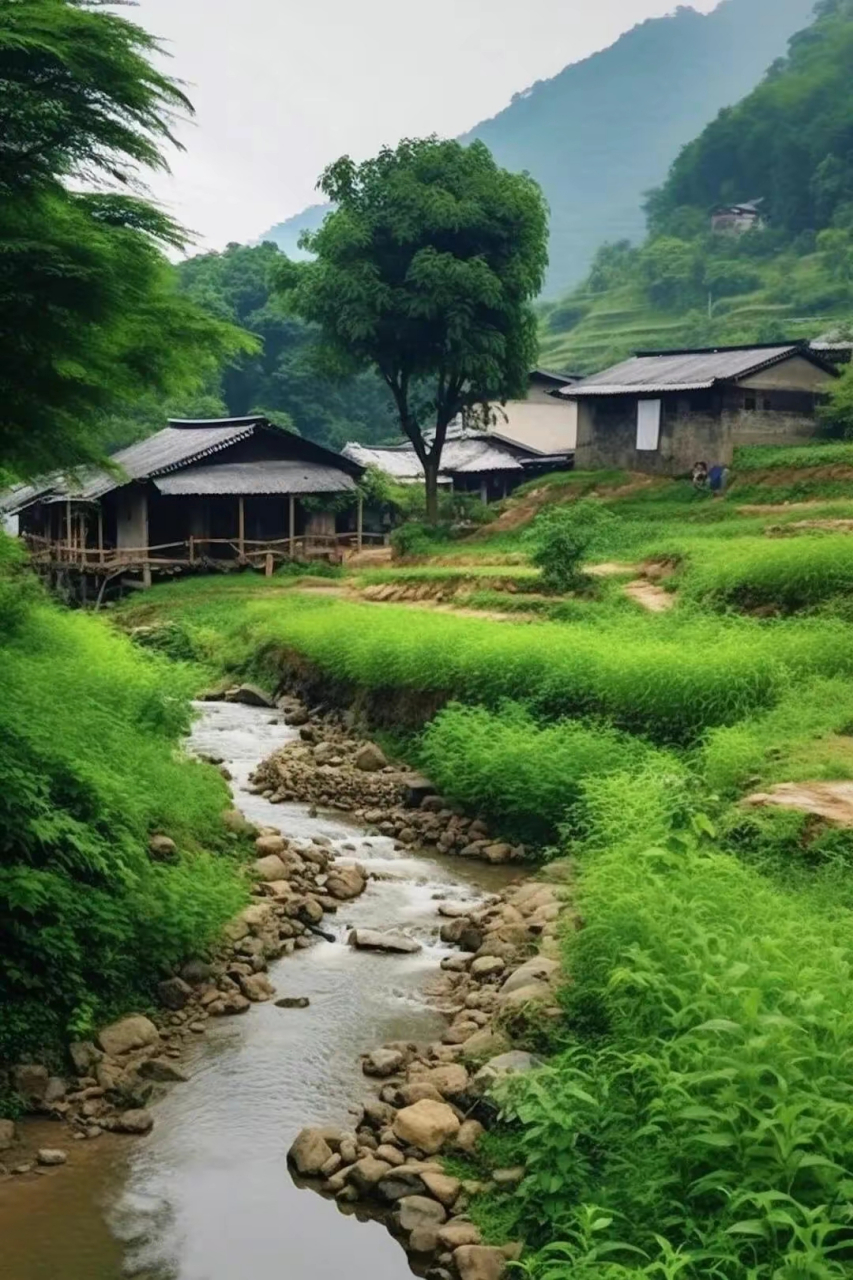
0,700,520,1280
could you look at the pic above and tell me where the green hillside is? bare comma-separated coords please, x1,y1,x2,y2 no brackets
260,0,813,298
541,0,853,372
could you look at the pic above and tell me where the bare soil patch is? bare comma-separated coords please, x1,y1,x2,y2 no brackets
744,780,853,827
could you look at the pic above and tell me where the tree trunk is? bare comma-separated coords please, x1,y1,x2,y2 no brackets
424,456,440,524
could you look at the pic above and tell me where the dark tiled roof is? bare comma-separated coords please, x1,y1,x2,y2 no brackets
154,460,358,496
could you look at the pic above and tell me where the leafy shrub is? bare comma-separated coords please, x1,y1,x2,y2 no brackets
524,500,614,591
390,520,435,559
0,582,247,1060
500,835,853,1279
419,702,670,844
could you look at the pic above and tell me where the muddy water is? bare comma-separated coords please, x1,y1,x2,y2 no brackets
1,701,520,1280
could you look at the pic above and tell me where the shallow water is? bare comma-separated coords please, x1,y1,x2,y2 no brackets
0,700,519,1280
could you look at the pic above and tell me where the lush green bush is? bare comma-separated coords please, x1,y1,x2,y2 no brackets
0,586,247,1061
419,703,671,844
501,831,853,1280
390,520,439,559
733,442,853,472
524,499,614,591
684,534,853,612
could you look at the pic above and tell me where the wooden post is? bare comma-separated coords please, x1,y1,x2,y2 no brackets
264,551,274,578
356,492,363,552
289,495,296,559
66,498,72,562
238,496,245,560
98,507,104,565
142,564,152,589
189,535,195,564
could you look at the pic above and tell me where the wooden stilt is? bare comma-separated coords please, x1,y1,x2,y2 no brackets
238,496,245,560
265,551,274,578
357,493,363,551
189,535,195,564
289,495,296,559
66,498,72,562
142,564,152,589
98,507,104,565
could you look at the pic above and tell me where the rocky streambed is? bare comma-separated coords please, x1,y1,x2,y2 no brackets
0,691,567,1280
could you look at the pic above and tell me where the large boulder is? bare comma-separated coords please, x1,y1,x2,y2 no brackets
438,1221,483,1248
498,982,553,1010
112,1109,154,1135
354,743,387,772
348,929,421,954
377,1170,428,1202
255,834,287,858
226,683,275,708
0,1119,16,1151
238,972,275,1002
68,1040,100,1074
36,1148,67,1166
139,1058,189,1083
393,1100,460,1154
454,1245,508,1280
346,1155,393,1193
363,1047,406,1078
420,1170,461,1207
98,1015,160,1058
460,1027,511,1061
325,865,367,901
419,1063,469,1099
289,1127,333,1176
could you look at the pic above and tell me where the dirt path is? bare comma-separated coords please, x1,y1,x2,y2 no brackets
624,580,675,612
744,781,853,827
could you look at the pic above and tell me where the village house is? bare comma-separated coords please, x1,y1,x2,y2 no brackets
2,415,366,589
711,199,765,235
560,343,838,477
343,370,579,501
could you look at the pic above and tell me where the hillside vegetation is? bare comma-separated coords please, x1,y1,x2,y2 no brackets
541,0,853,371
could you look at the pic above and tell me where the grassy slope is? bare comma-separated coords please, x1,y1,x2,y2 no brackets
115,447,853,1277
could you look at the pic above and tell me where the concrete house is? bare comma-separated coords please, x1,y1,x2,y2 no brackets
560,344,838,476
711,200,765,235
3,416,365,588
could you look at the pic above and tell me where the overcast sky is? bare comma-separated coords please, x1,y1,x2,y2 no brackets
132,0,718,251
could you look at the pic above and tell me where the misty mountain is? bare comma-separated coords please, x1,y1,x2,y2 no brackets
259,0,814,296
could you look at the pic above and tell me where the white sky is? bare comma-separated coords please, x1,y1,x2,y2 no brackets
132,0,718,250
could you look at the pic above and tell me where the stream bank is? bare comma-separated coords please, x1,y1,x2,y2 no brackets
0,695,534,1280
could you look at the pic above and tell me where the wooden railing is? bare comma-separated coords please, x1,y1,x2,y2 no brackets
24,531,388,573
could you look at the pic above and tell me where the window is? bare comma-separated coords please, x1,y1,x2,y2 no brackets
636,399,661,451
762,396,773,411
744,394,757,411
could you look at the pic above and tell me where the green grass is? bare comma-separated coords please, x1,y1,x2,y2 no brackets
734,442,853,472
1,557,249,1062
682,533,853,612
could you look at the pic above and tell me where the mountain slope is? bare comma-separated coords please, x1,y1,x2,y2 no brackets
259,0,814,297
539,0,853,373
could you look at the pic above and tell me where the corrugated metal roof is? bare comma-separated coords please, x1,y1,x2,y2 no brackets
344,435,524,480
561,345,807,398
342,443,425,481
154,460,357,497
442,438,524,474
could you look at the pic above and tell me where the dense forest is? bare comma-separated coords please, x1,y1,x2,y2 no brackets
540,0,853,372
262,0,814,296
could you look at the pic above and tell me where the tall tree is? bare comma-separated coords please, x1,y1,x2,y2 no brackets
0,0,250,479
277,137,548,520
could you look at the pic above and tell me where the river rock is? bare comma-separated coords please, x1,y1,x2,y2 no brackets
157,977,193,1010
393,1100,460,1154
313,742,339,765
455,1119,485,1152
325,865,367,901
482,843,514,865
98,1015,160,1058
253,854,290,882
112,1109,154,1135
419,1064,469,1098
363,1047,406,1078
348,929,421,954
454,1245,508,1280
375,1143,405,1167
438,1221,483,1248
227,683,275,708
255,833,288,858
377,1170,427,1201
354,743,387,772
460,1028,510,1060
239,972,275,1002
347,1155,393,1192
68,1040,100,1074
11,1064,49,1105
37,1148,67,1166
139,1058,189,1083
470,956,505,979
44,1076,68,1104
409,1224,441,1254
501,956,560,995
289,1127,333,1175
398,1081,444,1106
180,959,212,985
473,1051,543,1093
498,982,553,1010
420,1170,461,1207
148,834,178,863
493,1167,526,1187
220,993,251,1015
397,1195,447,1231
0,1119,16,1151
275,996,310,1009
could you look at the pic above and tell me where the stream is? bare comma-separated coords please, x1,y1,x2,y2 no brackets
0,700,520,1280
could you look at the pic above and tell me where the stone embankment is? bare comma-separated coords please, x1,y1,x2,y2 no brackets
289,869,570,1280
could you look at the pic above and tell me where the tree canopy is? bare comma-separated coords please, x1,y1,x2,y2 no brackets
0,0,249,479
278,137,548,518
